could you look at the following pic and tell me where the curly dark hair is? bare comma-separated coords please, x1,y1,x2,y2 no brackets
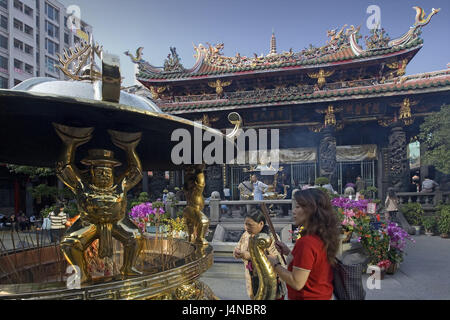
293,188,340,266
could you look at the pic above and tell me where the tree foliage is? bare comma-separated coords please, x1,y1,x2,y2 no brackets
6,164,55,178
419,105,450,174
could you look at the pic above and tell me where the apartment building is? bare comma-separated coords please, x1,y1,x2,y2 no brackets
0,0,92,88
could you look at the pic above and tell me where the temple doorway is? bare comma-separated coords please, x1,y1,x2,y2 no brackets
337,160,376,194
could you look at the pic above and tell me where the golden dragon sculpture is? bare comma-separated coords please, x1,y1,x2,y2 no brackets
248,233,278,300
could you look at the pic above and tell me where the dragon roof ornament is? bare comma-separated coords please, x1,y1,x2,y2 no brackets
350,6,440,56
128,6,439,77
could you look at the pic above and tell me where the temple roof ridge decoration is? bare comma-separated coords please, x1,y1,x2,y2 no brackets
152,69,450,114
127,6,439,81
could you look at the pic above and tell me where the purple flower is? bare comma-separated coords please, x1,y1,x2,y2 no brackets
385,222,414,251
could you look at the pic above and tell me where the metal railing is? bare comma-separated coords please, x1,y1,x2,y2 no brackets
165,192,298,223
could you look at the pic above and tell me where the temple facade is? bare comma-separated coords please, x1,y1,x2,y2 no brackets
127,7,448,199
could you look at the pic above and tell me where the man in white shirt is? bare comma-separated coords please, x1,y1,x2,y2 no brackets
251,174,268,201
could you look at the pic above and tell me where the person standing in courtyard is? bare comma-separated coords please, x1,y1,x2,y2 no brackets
267,188,340,300
238,176,254,216
49,205,67,243
355,176,366,193
234,210,286,300
251,174,268,201
384,188,399,222
421,177,439,193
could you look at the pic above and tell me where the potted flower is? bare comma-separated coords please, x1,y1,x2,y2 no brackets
164,216,187,239
332,197,369,243
129,200,168,234
385,222,415,273
437,205,450,238
400,203,424,235
422,216,436,236
376,260,391,279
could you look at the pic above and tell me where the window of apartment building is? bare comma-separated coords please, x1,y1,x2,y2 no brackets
25,63,33,74
1,76,8,88
14,59,23,70
36,18,39,28
45,38,59,55
14,79,22,86
14,18,23,32
24,24,33,36
24,5,33,16
25,43,33,55
0,0,7,10
1,15,7,30
36,51,39,64
0,34,7,49
74,35,80,44
0,55,7,70
45,55,58,73
64,16,67,28
45,20,59,38
14,38,23,51
45,3,59,22
64,32,69,45
36,33,39,46
14,0,23,12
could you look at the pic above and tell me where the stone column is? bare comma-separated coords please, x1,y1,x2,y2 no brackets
209,191,221,223
25,181,33,216
149,171,167,198
388,125,409,191
142,171,149,193
204,165,223,197
319,127,337,186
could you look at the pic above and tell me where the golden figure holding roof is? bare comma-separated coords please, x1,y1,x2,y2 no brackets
54,123,144,283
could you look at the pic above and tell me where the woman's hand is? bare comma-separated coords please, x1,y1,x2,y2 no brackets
266,255,279,268
275,241,291,256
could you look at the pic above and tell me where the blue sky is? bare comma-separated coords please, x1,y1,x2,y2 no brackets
59,0,450,87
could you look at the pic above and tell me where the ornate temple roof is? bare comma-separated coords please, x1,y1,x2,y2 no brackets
128,7,440,83
157,69,450,114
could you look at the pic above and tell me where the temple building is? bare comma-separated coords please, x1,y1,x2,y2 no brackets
134,8,447,200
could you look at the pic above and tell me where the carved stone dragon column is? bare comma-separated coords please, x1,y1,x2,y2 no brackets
388,124,409,191
319,127,337,185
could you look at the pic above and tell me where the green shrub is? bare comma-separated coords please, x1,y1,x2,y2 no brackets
127,192,151,212
315,177,329,186
422,216,436,233
401,202,424,226
40,205,56,218
360,186,378,199
64,202,79,218
437,205,450,234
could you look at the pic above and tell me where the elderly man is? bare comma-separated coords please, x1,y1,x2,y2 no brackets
238,176,253,216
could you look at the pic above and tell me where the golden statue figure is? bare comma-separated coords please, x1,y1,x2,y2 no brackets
53,123,144,283
183,164,209,246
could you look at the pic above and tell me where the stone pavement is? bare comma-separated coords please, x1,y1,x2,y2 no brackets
200,234,450,300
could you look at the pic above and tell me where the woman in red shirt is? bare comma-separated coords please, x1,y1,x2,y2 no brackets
267,188,340,300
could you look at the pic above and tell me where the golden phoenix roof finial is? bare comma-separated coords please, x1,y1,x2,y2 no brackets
56,35,103,82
